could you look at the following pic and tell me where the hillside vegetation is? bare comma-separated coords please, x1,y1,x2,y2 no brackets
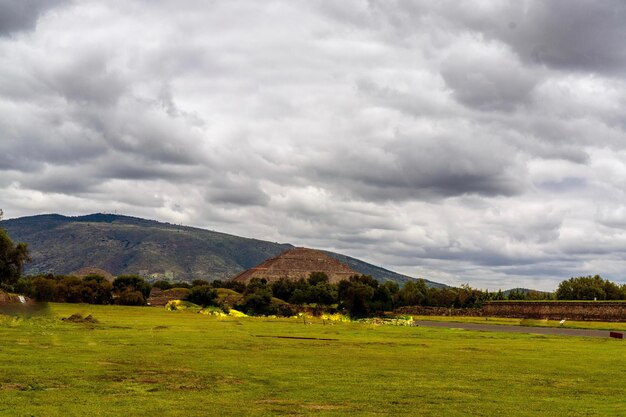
0,213,440,286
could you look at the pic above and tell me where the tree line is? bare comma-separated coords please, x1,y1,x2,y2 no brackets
0,269,547,315
555,275,626,300
223,274,554,318
12,273,152,306
2,270,626,317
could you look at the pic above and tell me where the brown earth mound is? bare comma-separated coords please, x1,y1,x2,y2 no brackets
230,247,357,284
62,313,99,324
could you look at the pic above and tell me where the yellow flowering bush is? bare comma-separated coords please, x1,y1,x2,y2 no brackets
228,309,248,317
199,306,227,316
165,300,201,312
359,316,414,326
320,312,351,322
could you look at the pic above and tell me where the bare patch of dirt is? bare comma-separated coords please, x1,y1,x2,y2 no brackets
216,376,244,385
301,404,341,410
254,335,339,341
97,360,128,366
256,399,291,404
0,383,27,391
62,313,99,324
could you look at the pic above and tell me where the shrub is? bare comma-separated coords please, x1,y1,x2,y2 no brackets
307,272,329,286
556,275,625,300
275,303,296,317
236,280,275,316
112,275,151,298
186,285,218,307
236,292,275,316
116,289,146,306
222,280,246,293
31,276,56,302
82,275,112,304
152,280,173,290
170,281,191,289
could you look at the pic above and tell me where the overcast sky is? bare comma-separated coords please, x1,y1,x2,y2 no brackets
2,1,626,290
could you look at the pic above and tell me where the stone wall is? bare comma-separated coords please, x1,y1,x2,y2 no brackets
482,301,626,322
394,306,483,317
394,302,626,321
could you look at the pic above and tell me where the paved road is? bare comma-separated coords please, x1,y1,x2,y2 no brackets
414,320,624,339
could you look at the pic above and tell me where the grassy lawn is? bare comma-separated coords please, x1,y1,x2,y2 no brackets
411,315,626,331
0,303,624,417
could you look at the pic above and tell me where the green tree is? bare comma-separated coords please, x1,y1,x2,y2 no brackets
556,275,625,300
337,276,379,318
186,285,218,307
191,279,210,287
31,276,57,301
371,285,393,312
237,288,274,316
54,276,86,303
426,287,457,307
210,280,225,289
340,282,375,318
289,288,307,305
0,222,31,287
271,277,297,302
82,274,113,304
13,277,34,296
235,278,275,315
222,280,246,293
307,272,329,286
493,290,506,300
116,289,146,306
112,275,151,305
152,280,173,290
348,274,379,289
306,282,337,306
454,284,484,308
398,280,428,306
507,289,528,301
170,281,191,289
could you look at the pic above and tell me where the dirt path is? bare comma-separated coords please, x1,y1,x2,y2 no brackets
414,320,624,338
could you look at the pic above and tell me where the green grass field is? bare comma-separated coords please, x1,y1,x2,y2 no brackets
411,315,626,331
1,304,625,416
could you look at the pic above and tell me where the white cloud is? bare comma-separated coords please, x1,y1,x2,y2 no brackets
2,0,626,291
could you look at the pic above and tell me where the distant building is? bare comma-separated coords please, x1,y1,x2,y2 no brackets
231,247,357,284
147,271,175,281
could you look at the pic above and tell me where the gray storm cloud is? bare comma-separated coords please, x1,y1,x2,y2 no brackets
1,0,626,290
0,0,68,35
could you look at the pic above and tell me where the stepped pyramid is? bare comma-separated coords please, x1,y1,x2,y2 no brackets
231,247,357,284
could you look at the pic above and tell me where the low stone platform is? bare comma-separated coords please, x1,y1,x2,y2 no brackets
482,301,626,322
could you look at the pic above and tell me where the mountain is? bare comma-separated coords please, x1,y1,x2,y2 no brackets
0,213,445,287
320,251,445,288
